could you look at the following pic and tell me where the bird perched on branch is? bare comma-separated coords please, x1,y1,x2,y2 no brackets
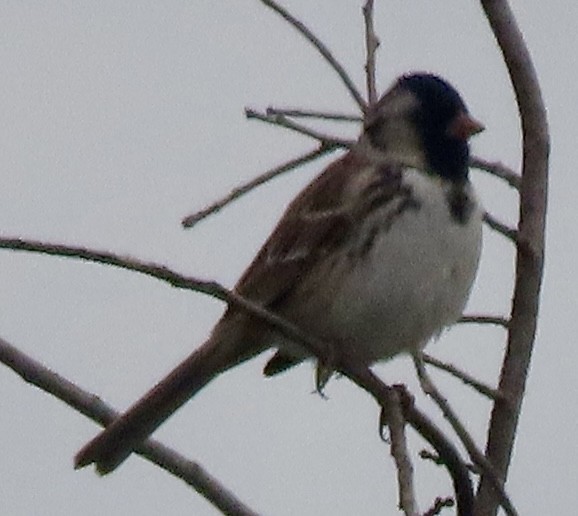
75,73,484,474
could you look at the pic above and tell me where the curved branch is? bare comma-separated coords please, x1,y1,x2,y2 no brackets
0,336,258,516
477,1,549,513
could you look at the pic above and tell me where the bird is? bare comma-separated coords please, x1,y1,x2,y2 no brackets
75,72,484,475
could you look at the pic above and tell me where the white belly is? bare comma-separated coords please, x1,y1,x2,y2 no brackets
285,169,483,364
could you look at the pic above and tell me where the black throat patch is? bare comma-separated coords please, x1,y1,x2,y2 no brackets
446,183,474,224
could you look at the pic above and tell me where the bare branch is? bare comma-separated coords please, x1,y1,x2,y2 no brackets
402,396,474,515
251,108,522,209
420,449,478,475
470,156,521,190
477,1,549,513
259,0,367,112
343,368,475,515
423,497,455,516
265,107,362,122
0,2,546,514
421,354,504,401
0,236,475,513
362,0,380,106
483,211,517,242
387,389,418,516
0,336,258,516
181,145,336,228
458,314,510,329
245,108,354,148
0,237,338,358
413,355,518,516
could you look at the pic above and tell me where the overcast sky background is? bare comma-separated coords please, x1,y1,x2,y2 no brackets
0,1,573,514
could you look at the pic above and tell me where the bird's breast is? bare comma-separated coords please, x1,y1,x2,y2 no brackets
309,168,483,363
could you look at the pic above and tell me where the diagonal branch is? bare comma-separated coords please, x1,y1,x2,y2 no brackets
245,108,354,148
483,212,517,242
259,0,367,112
0,336,259,516
181,145,336,228
413,355,518,516
422,353,504,401
470,156,521,190
0,237,337,353
265,107,362,122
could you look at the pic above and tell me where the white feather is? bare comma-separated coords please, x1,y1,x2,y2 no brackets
277,167,483,364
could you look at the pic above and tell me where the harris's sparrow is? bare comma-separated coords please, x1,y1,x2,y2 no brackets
76,73,484,474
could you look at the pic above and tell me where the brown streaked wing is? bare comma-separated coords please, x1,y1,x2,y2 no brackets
234,152,369,308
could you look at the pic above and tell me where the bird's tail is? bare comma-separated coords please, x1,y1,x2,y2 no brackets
75,321,263,474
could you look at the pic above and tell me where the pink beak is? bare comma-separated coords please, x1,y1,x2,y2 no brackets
447,112,485,140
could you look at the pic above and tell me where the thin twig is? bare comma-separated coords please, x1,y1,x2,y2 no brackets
181,145,336,228
483,211,517,242
458,314,510,329
420,449,479,475
390,386,474,516
470,156,521,190
421,354,504,401
477,2,549,513
362,0,379,106
0,336,258,516
259,0,366,112
387,389,418,516
245,109,354,148
254,108,524,212
250,111,524,214
265,107,362,122
413,355,518,516
423,497,455,516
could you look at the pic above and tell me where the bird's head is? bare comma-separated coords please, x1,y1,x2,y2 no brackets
363,73,484,182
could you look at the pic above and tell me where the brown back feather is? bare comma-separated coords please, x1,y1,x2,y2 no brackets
234,152,369,307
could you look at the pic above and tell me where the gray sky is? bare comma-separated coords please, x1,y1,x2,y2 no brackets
0,1,573,514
